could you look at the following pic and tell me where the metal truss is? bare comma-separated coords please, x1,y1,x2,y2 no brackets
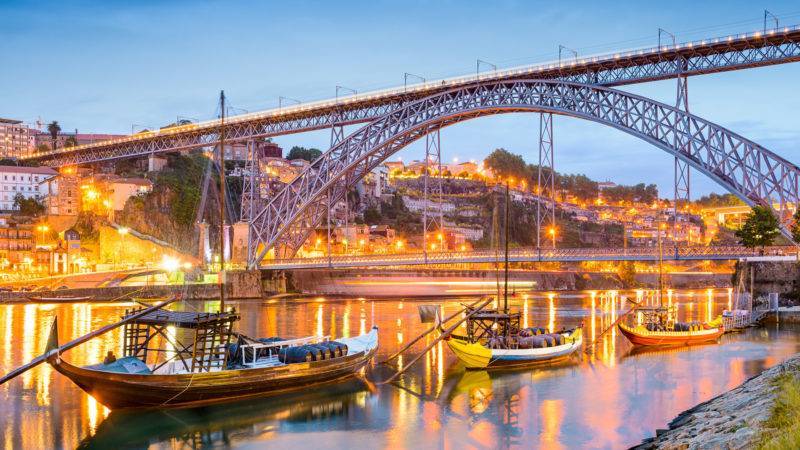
247,79,800,266
423,128,444,257
260,245,796,270
537,113,555,248
25,28,800,168
673,56,691,229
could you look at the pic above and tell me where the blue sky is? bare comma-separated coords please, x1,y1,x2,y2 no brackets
2,0,800,196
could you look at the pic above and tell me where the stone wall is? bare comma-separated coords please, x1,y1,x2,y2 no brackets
736,260,800,303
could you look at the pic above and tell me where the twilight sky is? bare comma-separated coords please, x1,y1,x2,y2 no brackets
2,0,800,196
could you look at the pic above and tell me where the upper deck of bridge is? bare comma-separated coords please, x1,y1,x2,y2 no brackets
22,24,800,165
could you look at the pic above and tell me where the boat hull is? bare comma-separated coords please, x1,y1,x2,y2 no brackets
446,329,582,370
618,322,723,347
50,331,378,409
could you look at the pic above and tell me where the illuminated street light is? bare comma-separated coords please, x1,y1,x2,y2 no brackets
548,227,557,248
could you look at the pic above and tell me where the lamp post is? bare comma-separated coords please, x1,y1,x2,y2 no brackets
36,224,49,246
548,227,556,248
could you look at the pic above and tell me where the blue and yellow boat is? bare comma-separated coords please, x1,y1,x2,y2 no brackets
444,324,582,370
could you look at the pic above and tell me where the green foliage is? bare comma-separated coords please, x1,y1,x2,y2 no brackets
601,183,658,204
363,206,381,224
559,173,599,202
73,211,99,243
35,144,50,154
0,158,17,166
695,192,744,208
63,136,78,148
735,205,780,249
287,146,322,162
12,194,45,217
155,153,206,227
791,209,800,244
484,148,528,180
47,121,61,150
378,193,420,235
756,373,800,449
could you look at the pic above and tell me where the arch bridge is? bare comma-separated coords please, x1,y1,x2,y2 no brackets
15,25,800,269
248,79,800,267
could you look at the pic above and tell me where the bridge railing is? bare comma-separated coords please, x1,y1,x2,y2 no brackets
259,246,797,269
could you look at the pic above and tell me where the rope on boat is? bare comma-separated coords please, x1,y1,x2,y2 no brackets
381,297,484,365
376,296,494,385
582,296,644,354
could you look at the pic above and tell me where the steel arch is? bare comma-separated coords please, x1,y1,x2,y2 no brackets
249,80,800,267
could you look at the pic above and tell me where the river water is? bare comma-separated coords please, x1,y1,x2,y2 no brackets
1,289,799,449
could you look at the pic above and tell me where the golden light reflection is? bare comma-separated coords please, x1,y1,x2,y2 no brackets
548,293,555,333
706,289,714,322
727,288,733,311
667,289,673,308
523,297,529,329
316,304,324,337
590,292,596,343
539,399,564,450
342,303,350,338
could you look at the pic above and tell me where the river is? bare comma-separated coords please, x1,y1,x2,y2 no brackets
1,289,798,449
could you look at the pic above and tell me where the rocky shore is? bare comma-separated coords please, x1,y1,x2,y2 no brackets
633,353,800,449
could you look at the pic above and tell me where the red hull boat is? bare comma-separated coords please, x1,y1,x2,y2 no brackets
618,322,723,346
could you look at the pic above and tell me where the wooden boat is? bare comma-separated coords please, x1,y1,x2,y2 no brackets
445,325,582,370
27,295,93,303
47,308,379,409
617,321,723,346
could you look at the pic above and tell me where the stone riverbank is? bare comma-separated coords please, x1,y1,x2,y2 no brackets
633,353,800,449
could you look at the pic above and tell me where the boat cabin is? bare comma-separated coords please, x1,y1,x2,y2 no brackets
121,307,239,374
465,308,521,343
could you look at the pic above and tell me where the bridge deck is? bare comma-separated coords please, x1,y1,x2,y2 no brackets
23,24,800,167
258,246,797,270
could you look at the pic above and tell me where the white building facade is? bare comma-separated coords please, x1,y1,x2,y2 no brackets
0,119,32,158
0,166,58,211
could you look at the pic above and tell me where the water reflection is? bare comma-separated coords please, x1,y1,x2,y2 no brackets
1,290,799,449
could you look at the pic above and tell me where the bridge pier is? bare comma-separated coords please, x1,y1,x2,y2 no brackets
537,113,555,249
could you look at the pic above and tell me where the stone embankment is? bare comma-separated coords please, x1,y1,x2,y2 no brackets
633,354,800,449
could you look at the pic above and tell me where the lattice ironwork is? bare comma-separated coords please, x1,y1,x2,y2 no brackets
24,28,800,168
423,128,444,257
537,113,555,248
247,79,800,266
674,70,691,225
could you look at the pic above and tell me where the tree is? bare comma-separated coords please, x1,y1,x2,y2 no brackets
735,205,780,249
35,143,50,154
286,146,322,162
63,136,78,148
12,194,46,216
484,148,528,181
363,206,381,224
47,121,61,150
791,209,800,243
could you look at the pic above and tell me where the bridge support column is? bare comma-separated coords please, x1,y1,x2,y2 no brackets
674,70,691,241
423,128,444,260
537,113,555,249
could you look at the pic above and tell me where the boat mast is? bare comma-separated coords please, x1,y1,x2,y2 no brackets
658,210,664,308
504,183,510,314
219,90,226,313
